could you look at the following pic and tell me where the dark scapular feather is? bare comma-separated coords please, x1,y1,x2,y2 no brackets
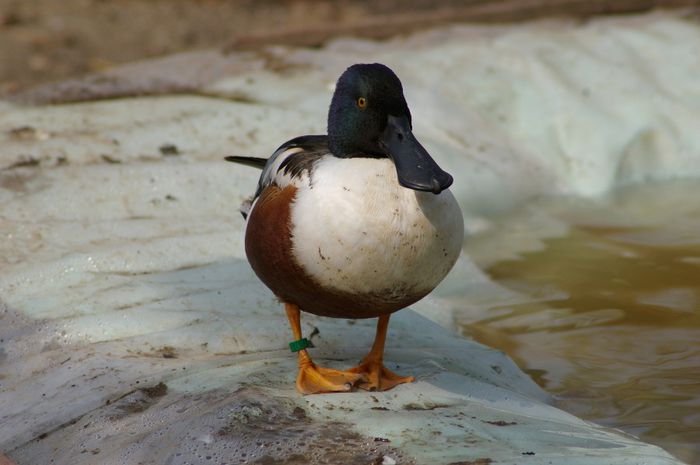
224,156,267,169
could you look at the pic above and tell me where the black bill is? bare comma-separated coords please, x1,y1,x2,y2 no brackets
379,115,453,194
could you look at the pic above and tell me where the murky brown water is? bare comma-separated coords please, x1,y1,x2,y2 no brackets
461,180,700,464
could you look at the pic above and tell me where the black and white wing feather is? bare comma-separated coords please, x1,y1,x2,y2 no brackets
225,135,330,218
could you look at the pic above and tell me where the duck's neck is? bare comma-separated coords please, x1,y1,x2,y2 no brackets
328,133,386,160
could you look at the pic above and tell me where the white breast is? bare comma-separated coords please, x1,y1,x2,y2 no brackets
289,157,464,297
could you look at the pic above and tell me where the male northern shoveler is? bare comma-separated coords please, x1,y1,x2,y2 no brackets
226,63,464,394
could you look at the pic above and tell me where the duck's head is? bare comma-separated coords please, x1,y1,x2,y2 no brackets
327,63,453,195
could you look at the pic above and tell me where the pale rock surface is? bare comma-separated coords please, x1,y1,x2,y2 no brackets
1,12,697,465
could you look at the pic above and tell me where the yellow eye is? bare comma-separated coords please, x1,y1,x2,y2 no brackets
357,97,367,109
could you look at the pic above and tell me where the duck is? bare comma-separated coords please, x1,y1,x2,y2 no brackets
226,63,464,394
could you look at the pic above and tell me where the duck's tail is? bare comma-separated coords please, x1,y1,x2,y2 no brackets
224,156,268,220
224,155,267,169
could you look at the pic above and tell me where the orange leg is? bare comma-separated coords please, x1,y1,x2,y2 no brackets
285,302,363,394
348,314,415,391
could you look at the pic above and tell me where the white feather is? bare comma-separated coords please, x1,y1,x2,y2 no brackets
289,156,464,296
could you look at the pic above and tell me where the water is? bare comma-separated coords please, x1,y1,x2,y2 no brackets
461,180,700,464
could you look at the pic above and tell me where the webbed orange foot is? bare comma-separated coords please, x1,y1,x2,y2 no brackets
285,302,364,394
346,314,414,391
347,359,415,391
296,359,364,394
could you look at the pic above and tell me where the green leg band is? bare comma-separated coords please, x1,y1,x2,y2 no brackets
289,338,311,352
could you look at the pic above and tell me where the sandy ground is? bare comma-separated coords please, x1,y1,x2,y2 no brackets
0,0,455,93
2,0,698,95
